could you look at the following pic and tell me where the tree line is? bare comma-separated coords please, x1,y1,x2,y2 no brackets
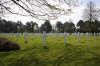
0,18,100,33
77,20,100,33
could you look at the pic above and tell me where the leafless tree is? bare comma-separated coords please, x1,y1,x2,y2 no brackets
0,0,79,20
83,1,100,33
83,1,100,21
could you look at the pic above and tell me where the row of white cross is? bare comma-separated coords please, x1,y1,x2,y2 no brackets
0,32,100,47
23,31,100,47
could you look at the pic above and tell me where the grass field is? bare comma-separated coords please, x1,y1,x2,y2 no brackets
0,33,100,66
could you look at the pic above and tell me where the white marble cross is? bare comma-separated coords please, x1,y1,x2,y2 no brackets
94,32,96,39
56,29,59,41
42,31,47,47
86,32,89,40
63,32,67,45
77,32,81,42
24,31,28,43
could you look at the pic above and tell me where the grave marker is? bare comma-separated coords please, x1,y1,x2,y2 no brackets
86,32,89,40
94,32,96,39
24,30,28,43
77,32,81,42
42,31,47,47
63,32,67,45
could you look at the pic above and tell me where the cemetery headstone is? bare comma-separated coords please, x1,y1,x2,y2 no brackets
56,29,59,41
63,32,67,45
42,31,47,48
77,32,81,42
86,32,89,40
24,30,28,43
94,32,96,39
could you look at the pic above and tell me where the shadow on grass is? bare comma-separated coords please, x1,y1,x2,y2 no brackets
80,41,86,43
53,44,100,66
6,54,43,66
3,49,48,66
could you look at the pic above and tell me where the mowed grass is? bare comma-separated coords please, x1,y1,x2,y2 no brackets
0,33,100,66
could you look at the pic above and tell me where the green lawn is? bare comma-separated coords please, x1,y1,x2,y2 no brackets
0,33,100,66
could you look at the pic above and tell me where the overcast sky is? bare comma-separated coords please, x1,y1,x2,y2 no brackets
2,0,100,26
